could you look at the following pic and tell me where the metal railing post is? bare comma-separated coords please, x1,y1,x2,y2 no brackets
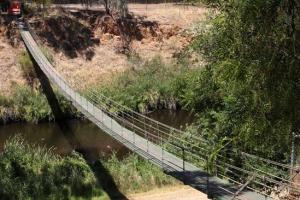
143,117,149,153
131,112,135,146
101,107,104,122
86,96,88,112
183,147,185,173
110,101,113,131
206,155,210,198
291,132,300,176
121,111,124,138
157,121,159,146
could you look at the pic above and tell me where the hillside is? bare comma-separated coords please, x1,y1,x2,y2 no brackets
0,4,207,94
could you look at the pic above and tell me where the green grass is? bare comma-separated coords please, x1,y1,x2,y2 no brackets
87,56,189,113
18,51,36,84
0,136,109,200
103,153,179,194
0,86,79,124
0,136,178,199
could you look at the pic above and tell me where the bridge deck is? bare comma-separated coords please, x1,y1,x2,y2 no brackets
20,28,271,200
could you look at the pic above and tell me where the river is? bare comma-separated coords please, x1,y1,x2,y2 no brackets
0,110,194,160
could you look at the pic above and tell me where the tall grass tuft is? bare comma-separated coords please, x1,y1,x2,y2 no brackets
0,136,109,200
0,85,79,124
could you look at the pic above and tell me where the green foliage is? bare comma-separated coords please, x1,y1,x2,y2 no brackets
92,57,183,113
19,51,36,84
103,153,178,193
12,86,53,123
0,136,108,200
0,86,78,123
184,0,300,160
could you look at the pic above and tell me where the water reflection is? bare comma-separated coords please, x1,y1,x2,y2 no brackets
0,110,195,159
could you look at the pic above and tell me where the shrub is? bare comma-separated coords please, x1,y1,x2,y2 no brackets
12,86,53,123
0,85,79,123
0,136,109,199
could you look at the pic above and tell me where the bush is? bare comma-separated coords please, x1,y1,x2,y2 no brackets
2,85,79,123
12,86,53,123
0,136,109,200
182,0,300,160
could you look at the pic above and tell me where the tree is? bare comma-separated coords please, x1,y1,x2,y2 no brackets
187,0,300,160
102,0,128,17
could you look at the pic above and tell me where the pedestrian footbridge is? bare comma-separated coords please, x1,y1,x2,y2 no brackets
20,23,299,200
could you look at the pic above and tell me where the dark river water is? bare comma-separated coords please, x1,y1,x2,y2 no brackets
0,110,194,160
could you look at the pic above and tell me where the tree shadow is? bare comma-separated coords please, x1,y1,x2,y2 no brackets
28,53,128,200
29,8,100,60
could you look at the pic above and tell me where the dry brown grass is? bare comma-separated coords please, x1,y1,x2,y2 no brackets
52,4,208,90
128,3,208,28
0,4,208,94
0,39,26,97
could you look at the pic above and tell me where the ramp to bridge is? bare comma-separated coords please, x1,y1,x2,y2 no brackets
20,26,272,200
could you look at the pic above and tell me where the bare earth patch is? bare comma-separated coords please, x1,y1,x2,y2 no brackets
127,185,208,200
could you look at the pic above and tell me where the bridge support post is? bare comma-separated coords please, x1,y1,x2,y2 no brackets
206,155,211,199
291,132,300,176
182,146,186,185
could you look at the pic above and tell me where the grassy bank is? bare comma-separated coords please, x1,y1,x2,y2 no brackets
0,86,79,124
0,136,178,199
86,56,204,114
0,136,109,200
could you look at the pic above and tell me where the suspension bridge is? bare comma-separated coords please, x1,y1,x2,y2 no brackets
19,22,299,200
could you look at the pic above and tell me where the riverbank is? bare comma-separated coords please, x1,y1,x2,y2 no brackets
0,136,180,199
0,55,201,124
0,85,79,124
